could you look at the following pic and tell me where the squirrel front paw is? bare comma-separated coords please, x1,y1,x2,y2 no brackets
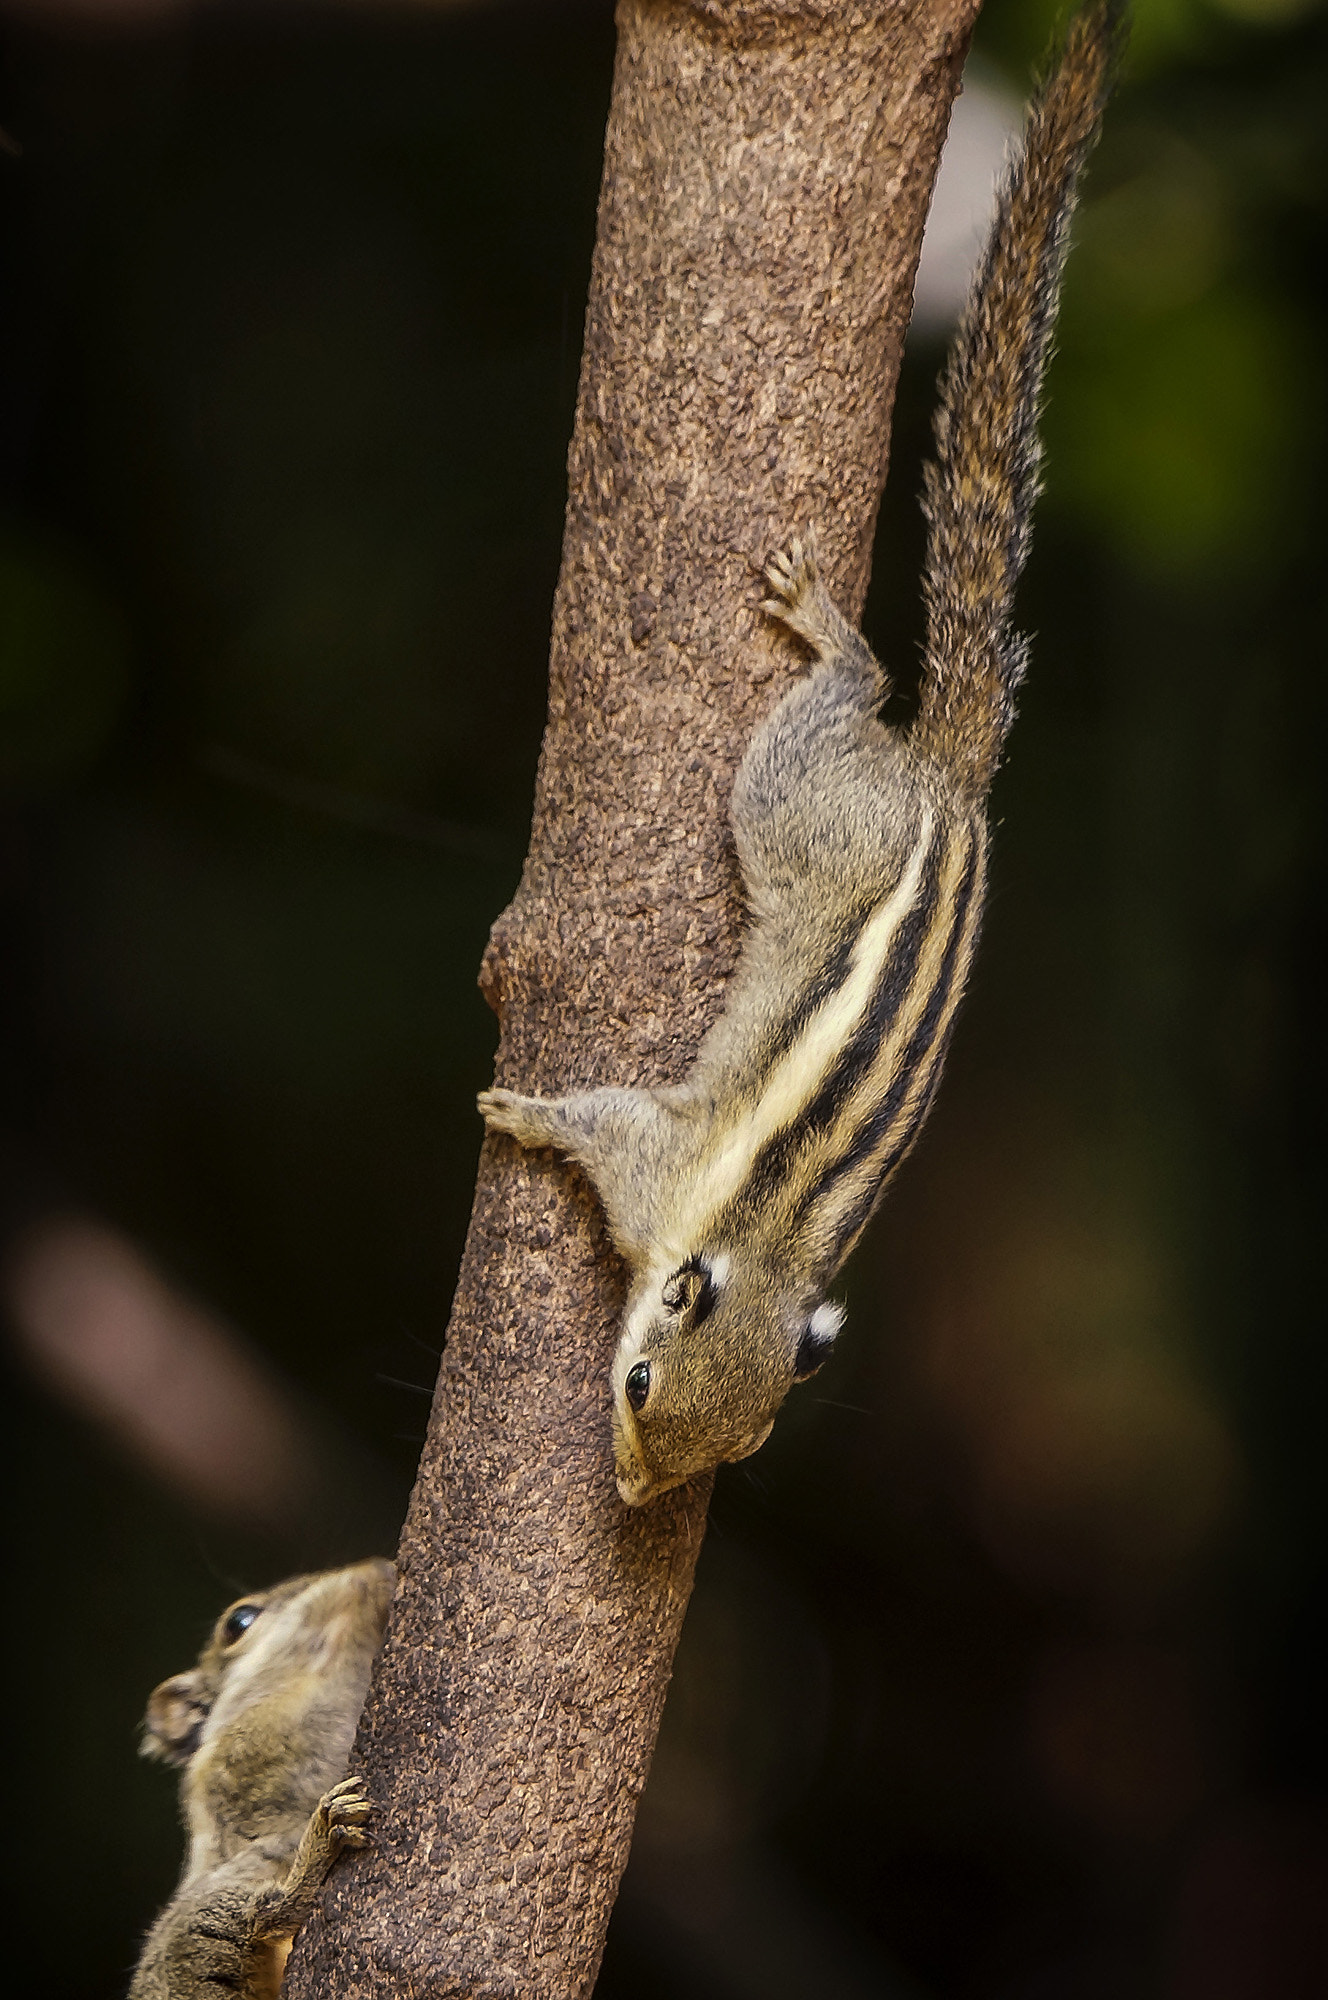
477,1086,521,1130
477,1087,563,1151
319,1775,372,1854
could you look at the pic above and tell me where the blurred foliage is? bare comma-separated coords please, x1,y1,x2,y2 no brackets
1,0,1325,1996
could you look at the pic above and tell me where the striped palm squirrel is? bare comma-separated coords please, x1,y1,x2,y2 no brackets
480,4,1123,1506
130,1559,394,2000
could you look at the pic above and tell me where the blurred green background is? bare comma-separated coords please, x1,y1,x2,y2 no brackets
1,0,1324,1994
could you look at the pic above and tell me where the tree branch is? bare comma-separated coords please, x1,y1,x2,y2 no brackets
286,2,979,1992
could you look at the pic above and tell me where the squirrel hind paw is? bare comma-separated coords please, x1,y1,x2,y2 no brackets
763,534,841,654
763,535,816,606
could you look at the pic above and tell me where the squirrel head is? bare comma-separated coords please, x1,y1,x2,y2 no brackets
141,1558,395,1772
610,1251,844,1504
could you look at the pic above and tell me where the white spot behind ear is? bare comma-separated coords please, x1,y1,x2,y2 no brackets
809,1301,845,1342
707,1252,732,1288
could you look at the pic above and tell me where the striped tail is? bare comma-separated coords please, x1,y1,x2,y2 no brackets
914,0,1124,800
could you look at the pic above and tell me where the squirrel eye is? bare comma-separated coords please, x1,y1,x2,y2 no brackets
221,1604,262,1645
624,1360,652,1412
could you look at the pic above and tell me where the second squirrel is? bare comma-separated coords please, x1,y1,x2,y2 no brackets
130,1558,394,2000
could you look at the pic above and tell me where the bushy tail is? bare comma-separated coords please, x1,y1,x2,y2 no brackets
913,1,1124,799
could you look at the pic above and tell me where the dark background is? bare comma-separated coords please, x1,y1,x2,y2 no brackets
2,0,1325,1994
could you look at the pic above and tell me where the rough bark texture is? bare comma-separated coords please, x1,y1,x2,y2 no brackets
286,2,979,1994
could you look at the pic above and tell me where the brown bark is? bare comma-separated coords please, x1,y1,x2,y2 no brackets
285,2,978,1994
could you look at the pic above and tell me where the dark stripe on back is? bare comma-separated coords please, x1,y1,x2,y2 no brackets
811,1051,950,1280
730,830,947,1218
800,833,982,1268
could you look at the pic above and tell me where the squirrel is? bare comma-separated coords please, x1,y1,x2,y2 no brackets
479,4,1123,1506
129,1558,394,2000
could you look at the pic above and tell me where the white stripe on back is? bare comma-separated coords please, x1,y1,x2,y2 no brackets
669,810,937,1249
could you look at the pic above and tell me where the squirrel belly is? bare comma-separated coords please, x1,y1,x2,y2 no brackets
130,1559,394,2000
479,3,1122,1507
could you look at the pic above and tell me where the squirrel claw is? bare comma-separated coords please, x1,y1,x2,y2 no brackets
321,1776,372,1834
763,536,818,613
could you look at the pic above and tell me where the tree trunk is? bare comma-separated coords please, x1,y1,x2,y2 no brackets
285,1,979,1993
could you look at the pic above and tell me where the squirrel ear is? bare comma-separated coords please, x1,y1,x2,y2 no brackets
142,1671,212,1767
662,1256,718,1327
794,1301,845,1379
